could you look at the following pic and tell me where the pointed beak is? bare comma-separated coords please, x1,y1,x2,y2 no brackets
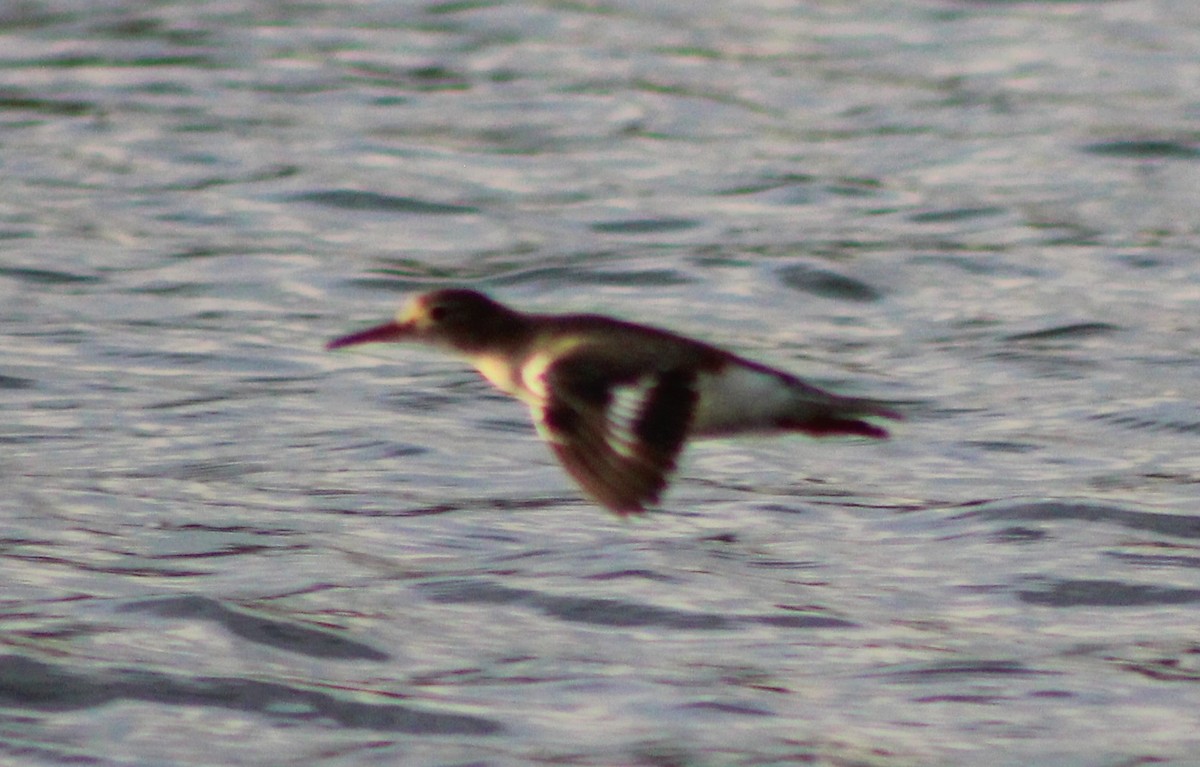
326,320,413,351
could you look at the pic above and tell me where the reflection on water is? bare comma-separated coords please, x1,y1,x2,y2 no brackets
2,1,1200,765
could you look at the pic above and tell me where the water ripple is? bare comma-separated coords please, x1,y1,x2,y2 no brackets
0,654,499,735
119,596,389,660
959,501,1200,540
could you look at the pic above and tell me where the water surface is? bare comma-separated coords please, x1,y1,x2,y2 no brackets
3,1,1200,765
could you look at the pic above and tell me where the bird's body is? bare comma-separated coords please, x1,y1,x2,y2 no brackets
327,289,899,515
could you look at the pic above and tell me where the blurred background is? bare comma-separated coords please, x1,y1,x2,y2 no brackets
2,1,1199,765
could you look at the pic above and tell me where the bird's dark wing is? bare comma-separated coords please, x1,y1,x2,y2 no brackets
532,357,698,515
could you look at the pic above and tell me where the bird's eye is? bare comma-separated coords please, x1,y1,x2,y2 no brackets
428,305,447,322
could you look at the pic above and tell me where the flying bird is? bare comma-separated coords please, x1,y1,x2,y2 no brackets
327,289,899,515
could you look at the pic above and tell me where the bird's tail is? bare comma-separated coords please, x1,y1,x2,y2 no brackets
778,396,902,439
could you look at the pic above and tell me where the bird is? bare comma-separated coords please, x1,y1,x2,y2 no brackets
326,289,900,516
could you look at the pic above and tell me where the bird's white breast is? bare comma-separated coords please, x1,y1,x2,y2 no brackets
516,338,586,404
517,350,558,404
470,339,585,407
472,354,527,400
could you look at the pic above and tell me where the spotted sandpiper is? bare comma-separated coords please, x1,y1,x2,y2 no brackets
327,289,900,515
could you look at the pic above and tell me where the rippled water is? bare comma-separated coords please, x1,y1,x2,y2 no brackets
3,1,1200,765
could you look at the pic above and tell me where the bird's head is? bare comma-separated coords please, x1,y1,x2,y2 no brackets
326,289,525,354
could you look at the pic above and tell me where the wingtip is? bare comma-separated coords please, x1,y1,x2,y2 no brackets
610,506,646,519
607,495,656,518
